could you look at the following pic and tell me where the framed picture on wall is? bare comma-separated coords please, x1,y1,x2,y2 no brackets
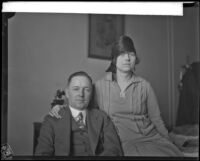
88,14,124,60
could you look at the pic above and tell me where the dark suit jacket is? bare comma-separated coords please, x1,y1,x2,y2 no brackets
35,107,123,156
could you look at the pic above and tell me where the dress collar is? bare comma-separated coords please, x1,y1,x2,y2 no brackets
104,72,142,84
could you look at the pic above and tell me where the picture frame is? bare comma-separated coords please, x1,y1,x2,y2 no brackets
88,14,124,60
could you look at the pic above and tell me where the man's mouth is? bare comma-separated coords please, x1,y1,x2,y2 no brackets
76,99,85,102
123,64,131,66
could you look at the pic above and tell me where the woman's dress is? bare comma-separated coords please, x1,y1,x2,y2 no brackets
94,72,183,156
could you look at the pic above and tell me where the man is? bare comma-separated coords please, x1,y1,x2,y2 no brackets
35,71,123,156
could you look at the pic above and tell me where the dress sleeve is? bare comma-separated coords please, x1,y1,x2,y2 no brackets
146,83,169,139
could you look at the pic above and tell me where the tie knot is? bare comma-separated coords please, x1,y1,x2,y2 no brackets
75,112,83,122
75,112,85,129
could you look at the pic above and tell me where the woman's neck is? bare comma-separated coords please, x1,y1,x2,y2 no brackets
116,70,133,83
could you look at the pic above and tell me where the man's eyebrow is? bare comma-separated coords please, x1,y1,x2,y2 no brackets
71,86,91,88
71,86,79,88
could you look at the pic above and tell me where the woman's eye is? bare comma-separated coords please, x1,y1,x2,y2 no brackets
130,53,135,57
121,52,127,56
129,55,135,58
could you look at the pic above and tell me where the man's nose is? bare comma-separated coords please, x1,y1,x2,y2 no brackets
79,89,84,97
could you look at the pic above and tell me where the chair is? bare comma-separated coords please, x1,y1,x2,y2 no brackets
33,122,42,154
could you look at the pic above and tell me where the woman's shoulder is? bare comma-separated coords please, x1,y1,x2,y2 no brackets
95,73,152,88
134,75,152,89
98,72,112,81
95,72,112,86
134,75,150,83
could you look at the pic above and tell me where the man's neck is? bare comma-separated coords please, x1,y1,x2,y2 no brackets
69,105,86,112
69,106,87,124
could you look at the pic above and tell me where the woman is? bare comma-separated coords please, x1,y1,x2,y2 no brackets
50,35,183,156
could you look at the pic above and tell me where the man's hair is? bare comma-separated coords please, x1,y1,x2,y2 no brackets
67,71,93,86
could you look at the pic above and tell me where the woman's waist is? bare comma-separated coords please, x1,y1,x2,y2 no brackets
111,112,148,121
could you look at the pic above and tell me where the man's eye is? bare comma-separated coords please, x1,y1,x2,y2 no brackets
73,88,79,91
85,88,91,92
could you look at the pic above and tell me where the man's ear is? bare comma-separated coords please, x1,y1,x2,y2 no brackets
65,89,69,98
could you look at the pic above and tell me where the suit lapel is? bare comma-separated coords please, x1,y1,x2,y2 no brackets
86,109,103,155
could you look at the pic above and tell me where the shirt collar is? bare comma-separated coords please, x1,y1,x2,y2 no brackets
69,106,86,123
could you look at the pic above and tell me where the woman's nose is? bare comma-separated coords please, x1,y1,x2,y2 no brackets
124,53,130,60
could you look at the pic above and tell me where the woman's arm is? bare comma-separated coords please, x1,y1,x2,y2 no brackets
49,105,63,119
146,83,169,139
49,90,67,119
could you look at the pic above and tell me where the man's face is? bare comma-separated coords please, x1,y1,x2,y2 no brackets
65,76,92,110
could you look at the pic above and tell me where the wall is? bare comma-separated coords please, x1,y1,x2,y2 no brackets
8,13,108,155
125,15,170,126
172,7,200,125
7,8,199,155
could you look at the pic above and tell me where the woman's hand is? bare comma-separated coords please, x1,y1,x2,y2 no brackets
49,105,63,119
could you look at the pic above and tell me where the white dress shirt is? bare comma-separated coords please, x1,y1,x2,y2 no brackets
69,106,86,124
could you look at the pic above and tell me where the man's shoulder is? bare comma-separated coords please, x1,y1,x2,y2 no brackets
89,108,109,118
43,114,58,123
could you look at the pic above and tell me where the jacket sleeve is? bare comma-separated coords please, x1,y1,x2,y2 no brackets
100,112,123,156
146,83,169,139
34,115,55,156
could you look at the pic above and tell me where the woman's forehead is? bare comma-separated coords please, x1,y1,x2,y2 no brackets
118,51,136,56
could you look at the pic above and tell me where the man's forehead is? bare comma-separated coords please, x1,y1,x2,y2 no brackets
69,76,91,86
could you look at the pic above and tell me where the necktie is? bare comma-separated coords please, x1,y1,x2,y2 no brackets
75,112,85,129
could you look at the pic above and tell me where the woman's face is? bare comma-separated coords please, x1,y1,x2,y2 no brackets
116,51,136,73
